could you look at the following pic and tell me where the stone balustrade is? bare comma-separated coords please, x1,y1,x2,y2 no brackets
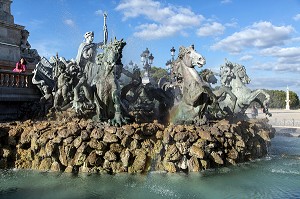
270,118,300,128
0,69,34,88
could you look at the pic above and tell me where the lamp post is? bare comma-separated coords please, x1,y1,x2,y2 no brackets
133,64,139,70
127,60,134,71
165,60,172,73
165,60,172,81
170,47,176,82
140,48,154,85
129,60,134,67
170,46,176,62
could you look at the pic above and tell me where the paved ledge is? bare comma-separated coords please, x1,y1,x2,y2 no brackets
0,86,41,102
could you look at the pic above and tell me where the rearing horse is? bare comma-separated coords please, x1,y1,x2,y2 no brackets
201,69,237,116
93,38,127,126
170,46,216,124
219,60,272,117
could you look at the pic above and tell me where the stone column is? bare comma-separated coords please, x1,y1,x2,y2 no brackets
285,86,290,110
0,0,24,70
0,0,14,24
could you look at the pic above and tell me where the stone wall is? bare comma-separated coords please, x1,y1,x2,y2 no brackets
1,0,23,66
0,21,24,68
0,0,14,24
0,114,275,174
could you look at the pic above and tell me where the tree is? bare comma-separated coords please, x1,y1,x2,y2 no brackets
256,89,300,109
149,66,169,83
289,90,299,109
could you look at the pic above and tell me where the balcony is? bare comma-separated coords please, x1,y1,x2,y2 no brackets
0,69,41,102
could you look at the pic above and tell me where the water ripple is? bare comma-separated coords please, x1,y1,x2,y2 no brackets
271,168,300,175
147,184,179,199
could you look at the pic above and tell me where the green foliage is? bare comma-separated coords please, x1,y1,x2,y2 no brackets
149,66,169,83
257,89,300,109
289,90,300,108
267,90,286,108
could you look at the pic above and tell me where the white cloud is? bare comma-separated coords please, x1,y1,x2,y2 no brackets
293,14,300,21
134,23,180,40
259,46,300,72
197,22,225,37
116,0,165,20
254,62,291,72
239,55,253,61
64,19,75,27
211,21,294,53
260,46,300,58
249,76,298,91
221,0,232,4
249,46,300,73
225,18,238,28
225,22,238,28
95,9,104,16
115,0,204,39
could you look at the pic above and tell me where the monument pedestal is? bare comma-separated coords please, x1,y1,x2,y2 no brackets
0,0,24,70
0,0,39,71
0,21,24,70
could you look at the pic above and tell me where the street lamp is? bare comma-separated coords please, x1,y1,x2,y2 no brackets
140,48,154,85
170,46,176,62
165,60,172,74
129,60,134,67
169,47,176,83
144,48,150,57
149,53,154,64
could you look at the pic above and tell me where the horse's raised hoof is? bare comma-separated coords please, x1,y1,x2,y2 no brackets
84,102,95,110
110,112,127,126
268,112,272,117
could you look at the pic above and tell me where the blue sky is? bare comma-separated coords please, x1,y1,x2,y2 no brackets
11,0,300,95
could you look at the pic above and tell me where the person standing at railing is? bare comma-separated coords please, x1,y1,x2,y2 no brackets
13,57,27,73
251,105,258,119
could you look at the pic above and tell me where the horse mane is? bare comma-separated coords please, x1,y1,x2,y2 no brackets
224,59,245,72
220,60,250,86
178,46,188,59
201,69,214,82
172,46,192,74
101,38,126,65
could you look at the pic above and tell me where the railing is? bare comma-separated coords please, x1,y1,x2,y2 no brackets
269,119,300,128
245,110,300,129
0,69,41,102
0,69,34,88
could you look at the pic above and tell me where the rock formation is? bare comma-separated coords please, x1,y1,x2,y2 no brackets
0,110,275,174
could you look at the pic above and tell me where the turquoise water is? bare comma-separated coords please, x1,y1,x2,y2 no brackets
1,135,300,199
